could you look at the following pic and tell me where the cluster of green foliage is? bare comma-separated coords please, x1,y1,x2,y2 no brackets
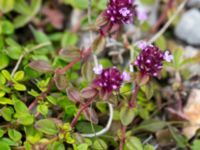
0,0,200,150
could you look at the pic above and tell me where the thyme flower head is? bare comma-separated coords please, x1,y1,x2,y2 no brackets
134,44,173,77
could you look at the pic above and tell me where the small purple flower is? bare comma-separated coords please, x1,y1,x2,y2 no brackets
121,71,131,81
137,10,148,22
164,51,173,62
104,0,137,24
93,64,103,75
136,41,148,49
93,67,124,93
134,45,165,77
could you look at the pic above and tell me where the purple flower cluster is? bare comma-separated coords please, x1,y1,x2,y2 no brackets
134,44,173,77
93,67,123,93
104,0,137,24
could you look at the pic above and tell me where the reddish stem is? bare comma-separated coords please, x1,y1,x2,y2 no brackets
119,126,126,150
55,56,81,75
150,0,174,33
129,84,140,108
28,78,55,110
55,47,92,75
70,98,94,128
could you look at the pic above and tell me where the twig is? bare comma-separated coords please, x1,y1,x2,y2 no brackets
81,103,114,137
11,42,51,77
28,78,54,110
55,56,81,75
148,0,187,44
129,84,140,108
87,0,99,67
119,125,126,150
150,0,174,33
70,98,94,128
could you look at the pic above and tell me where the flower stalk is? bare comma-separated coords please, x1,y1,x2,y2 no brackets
70,98,94,128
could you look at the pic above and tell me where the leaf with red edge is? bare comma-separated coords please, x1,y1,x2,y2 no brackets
83,107,98,124
54,74,67,91
29,60,53,73
66,87,81,103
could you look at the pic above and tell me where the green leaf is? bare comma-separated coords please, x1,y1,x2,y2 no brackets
1,20,14,35
14,100,29,114
173,48,183,69
13,15,31,28
61,31,78,48
0,0,15,13
37,104,48,116
125,136,143,150
24,141,31,150
0,54,9,69
140,0,156,5
155,35,167,50
0,128,5,137
77,143,89,150
8,129,22,142
191,140,200,150
31,27,52,50
13,71,24,81
0,141,10,150
2,70,11,80
13,0,41,28
25,126,42,144
0,73,6,85
0,91,5,97
120,106,135,126
6,46,22,60
63,0,88,9
76,122,103,134
0,97,13,105
132,119,167,133
1,107,14,121
0,137,18,146
48,141,65,150
17,114,34,125
35,119,58,135
144,144,155,150
13,83,26,91
13,0,31,14
168,126,187,148
92,139,108,150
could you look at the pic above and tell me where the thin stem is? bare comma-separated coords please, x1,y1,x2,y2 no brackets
55,56,81,75
148,0,187,44
28,78,55,110
129,84,140,108
70,98,94,128
119,126,126,150
11,42,51,77
87,0,99,67
150,0,174,33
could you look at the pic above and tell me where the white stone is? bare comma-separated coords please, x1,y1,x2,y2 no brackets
175,9,200,45
183,89,200,138
188,0,200,8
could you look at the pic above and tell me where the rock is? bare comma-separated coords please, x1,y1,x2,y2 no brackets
175,9,200,45
183,89,200,138
184,46,200,76
188,0,200,8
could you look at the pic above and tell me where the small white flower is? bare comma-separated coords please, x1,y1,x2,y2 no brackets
164,51,173,62
93,64,103,75
121,71,131,81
